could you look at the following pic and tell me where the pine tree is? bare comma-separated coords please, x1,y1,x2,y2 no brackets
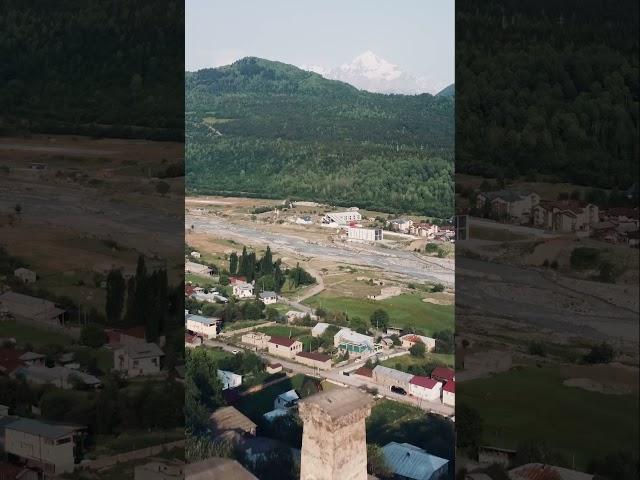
124,277,136,325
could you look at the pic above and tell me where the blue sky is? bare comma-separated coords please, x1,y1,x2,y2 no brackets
186,0,454,85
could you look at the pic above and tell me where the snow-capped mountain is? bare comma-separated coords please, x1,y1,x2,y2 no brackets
303,51,445,95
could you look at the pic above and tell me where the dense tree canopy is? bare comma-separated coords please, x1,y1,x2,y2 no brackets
186,57,454,217
457,0,639,189
0,0,184,139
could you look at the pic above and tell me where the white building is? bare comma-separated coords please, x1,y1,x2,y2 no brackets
477,190,540,224
442,381,455,406
311,322,331,337
4,418,80,475
409,376,443,401
185,314,219,339
382,442,449,480
274,389,299,410
387,218,414,233
347,227,383,242
400,334,436,352
267,336,303,359
533,201,599,233
323,211,362,225
232,282,254,298
334,328,376,357
193,291,228,304
185,261,212,276
13,366,101,390
114,342,163,377
14,268,37,284
259,291,277,304
0,292,65,325
217,370,242,390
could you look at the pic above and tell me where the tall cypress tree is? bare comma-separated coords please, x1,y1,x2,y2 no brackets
134,255,148,329
105,269,125,324
229,252,238,275
124,276,136,325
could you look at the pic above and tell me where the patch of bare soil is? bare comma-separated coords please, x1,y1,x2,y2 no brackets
561,363,639,395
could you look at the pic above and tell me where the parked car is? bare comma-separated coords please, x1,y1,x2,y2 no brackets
391,385,407,395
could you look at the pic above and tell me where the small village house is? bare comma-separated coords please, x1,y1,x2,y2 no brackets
114,342,163,377
13,366,101,390
232,282,254,299
381,442,449,480
311,322,330,337
334,328,376,357
409,376,443,402
13,268,36,284
0,292,66,326
401,334,436,352
296,351,332,370
431,366,455,383
259,291,277,305
4,418,81,476
184,333,203,348
477,446,516,468
190,251,201,258
209,406,257,439
347,227,383,242
476,190,540,224
387,218,414,233
267,336,302,359
372,365,414,392
442,381,455,406
217,370,242,390
274,390,299,410
241,332,270,350
185,261,213,276
532,200,599,233
185,313,219,339
266,363,282,374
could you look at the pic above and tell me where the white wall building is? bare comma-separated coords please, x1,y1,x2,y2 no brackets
323,211,362,225
408,376,443,401
232,282,254,298
14,268,37,284
114,342,163,377
442,381,455,406
185,261,212,276
185,314,219,339
259,291,277,304
400,334,436,352
311,322,331,337
347,227,383,242
217,370,242,390
334,328,376,357
4,418,79,475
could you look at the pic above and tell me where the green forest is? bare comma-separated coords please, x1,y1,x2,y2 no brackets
186,57,454,217
0,0,184,140
457,0,639,189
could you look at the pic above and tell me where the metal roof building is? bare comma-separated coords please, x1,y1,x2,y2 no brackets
372,365,414,389
382,442,449,480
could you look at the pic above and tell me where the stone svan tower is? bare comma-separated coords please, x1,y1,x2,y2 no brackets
299,388,373,480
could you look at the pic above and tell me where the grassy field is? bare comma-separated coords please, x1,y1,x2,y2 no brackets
470,226,528,242
0,319,74,347
366,399,454,460
222,320,269,332
460,366,639,469
185,272,218,286
255,325,309,338
234,374,318,423
90,428,184,457
304,293,453,335
381,352,454,372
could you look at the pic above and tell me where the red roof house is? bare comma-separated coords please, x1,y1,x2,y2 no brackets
431,366,455,383
409,375,439,389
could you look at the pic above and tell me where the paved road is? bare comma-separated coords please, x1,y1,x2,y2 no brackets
205,339,454,417
187,213,454,285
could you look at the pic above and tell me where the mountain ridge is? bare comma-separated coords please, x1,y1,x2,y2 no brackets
185,56,454,216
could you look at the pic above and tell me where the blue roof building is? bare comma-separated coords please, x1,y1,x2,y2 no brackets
382,442,449,480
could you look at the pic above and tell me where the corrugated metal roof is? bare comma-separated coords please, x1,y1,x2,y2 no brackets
6,418,73,440
373,365,414,383
382,442,449,480
185,314,218,326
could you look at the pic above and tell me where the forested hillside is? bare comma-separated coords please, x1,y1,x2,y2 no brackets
457,0,639,189
186,57,454,217
0,0,184,140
